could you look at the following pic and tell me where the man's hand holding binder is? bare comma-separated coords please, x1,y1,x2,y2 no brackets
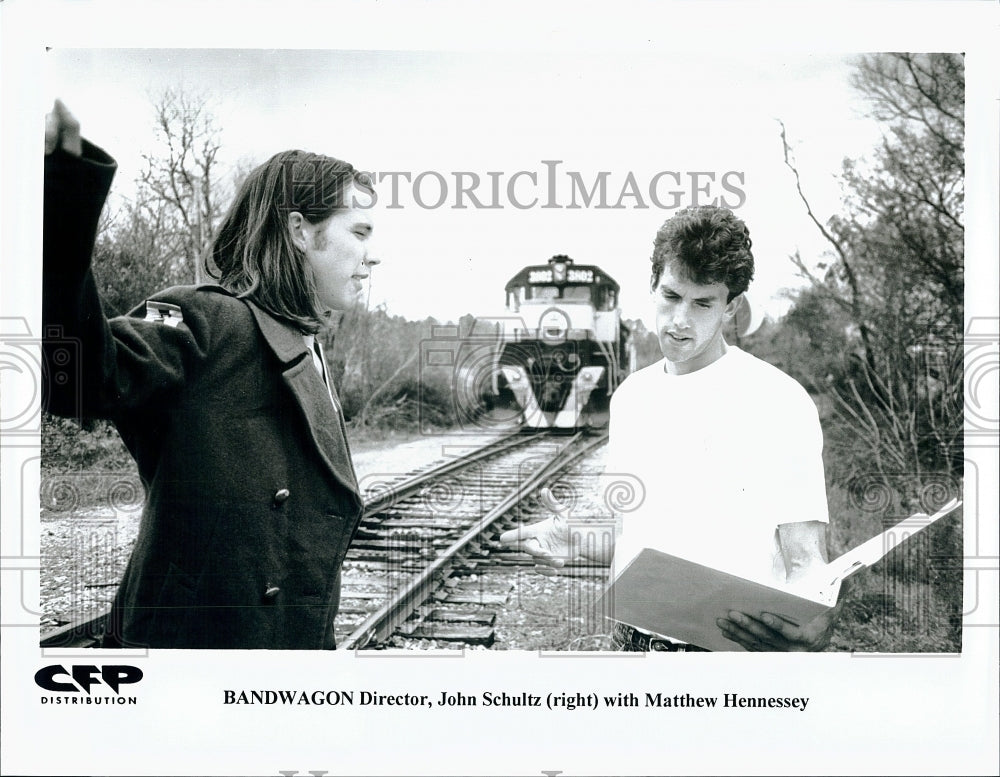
603,499,962,652
714,598,841,652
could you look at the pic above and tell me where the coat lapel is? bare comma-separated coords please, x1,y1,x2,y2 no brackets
245,301,360,500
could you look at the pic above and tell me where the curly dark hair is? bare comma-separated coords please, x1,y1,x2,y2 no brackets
650,206,754,302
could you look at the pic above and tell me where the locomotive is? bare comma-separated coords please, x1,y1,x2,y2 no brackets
490,254,634,429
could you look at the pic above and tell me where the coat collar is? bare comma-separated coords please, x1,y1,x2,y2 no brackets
243,298,315,365
244,300,361,504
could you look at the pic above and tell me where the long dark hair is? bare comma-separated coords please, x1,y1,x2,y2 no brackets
210,150,373,333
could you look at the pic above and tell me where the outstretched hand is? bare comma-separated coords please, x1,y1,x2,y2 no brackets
498,488,576,570
45,99,81,157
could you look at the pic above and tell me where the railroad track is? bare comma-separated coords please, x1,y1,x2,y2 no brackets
338,429,610,649
39,429,613,650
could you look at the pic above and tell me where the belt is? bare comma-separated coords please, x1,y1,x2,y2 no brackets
614,622,710,652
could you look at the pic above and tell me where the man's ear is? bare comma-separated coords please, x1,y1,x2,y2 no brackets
723,292,744,321
287,212,309,251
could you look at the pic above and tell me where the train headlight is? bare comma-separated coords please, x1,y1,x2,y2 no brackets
576,367,604,388
539,309,570,342
501,366,525,385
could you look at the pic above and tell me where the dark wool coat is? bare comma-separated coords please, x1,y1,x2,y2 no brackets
43,142,364,649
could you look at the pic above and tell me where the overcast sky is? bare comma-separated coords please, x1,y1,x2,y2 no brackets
45,48,886,326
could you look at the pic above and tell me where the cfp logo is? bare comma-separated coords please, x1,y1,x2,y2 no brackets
34,664,143,694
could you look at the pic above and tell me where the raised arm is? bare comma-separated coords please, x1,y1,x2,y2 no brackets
43,101,216,422
42,101,121,419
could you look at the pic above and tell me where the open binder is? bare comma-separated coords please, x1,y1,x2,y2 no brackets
598,498,962,652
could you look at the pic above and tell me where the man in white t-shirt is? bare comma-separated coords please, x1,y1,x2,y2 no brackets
500,205,841,651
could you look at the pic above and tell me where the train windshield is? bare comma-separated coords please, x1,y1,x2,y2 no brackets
506,281,620,312
562,286,592,301
512,285,594,304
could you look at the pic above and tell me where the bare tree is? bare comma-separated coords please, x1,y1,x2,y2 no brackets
138,88,224,284
779,53,965,494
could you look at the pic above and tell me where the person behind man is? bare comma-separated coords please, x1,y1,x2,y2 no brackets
43,100,379,649
500,205,840,651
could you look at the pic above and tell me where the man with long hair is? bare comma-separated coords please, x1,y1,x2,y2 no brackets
43,100,379,649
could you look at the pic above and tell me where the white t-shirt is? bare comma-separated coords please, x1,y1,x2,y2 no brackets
605,345,829,587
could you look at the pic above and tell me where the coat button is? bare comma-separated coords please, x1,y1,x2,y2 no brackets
273,488,291,505
264,585,280,598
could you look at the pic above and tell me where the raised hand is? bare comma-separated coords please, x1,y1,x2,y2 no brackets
45,99,82,157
